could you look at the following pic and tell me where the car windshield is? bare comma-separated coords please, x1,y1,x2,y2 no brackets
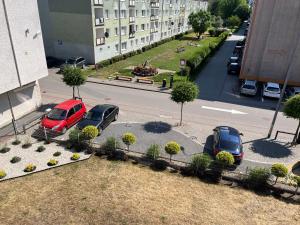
267,87,279,92
243,84,255,90
66,58,76,64
86,110,103,121
220,140,239,151
47,108,67,120
219,131,240,150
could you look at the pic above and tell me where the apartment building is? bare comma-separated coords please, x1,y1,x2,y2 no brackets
240,0,300,85
38,0,208,64
0,0,48,128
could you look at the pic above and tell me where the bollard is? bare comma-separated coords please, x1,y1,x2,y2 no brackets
162,79,167,88
170,75,174,88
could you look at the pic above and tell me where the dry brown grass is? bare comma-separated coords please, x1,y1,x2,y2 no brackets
0,157,299,225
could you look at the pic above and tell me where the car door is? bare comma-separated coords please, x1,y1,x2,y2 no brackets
66,107,76,128
73,103,83,123
102,110,110,128
213,129,219,150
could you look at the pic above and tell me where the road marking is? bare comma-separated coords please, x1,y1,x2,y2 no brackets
201,106,248,115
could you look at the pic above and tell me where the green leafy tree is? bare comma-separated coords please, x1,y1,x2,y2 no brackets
233,4,251,21
283,95,300,143
211,15,224,28
146,144,161,160
271,163,288,184
82,126,99,140
190,153,212,176
217,0,247,19
122,132,136,151
171,82,199,126
165,141,180,162
208,0,219,16
226,15,241,28
188,10,212,39
62,66,87,98
216,151,235,167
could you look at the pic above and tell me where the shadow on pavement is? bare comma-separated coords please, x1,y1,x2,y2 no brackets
143,121,172,134
203,135,214,156
250,139,293,158
37,103,57,113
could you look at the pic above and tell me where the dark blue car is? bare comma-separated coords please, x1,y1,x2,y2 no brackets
212,126,244,164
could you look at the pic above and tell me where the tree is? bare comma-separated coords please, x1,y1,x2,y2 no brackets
283,95,300,143
146,144,161,160
208,0,219,16
211,15,224,28
217,0,247,19
188,10,211,39
233,4,251,21
62,66,87,98
82,125,99,152
171,82,199,126
190,153,212,176
226,15,241,28
164,141,180,162
271,163,288,184
122,132,136,151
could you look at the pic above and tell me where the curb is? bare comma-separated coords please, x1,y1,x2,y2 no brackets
86,79,171,94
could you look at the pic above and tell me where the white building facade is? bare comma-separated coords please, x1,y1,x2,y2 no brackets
0,0,48,128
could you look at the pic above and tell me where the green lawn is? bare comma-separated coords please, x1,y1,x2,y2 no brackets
85,33,218,80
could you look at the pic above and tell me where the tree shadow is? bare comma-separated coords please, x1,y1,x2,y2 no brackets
36,103,57,113
250,139,293,158
143,121,172,134
203,135,214,156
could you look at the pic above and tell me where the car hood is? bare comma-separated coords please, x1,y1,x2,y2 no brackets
77,119,101,129
41,117,63,129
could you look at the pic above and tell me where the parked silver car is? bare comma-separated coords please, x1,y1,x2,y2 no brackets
240,80,258,96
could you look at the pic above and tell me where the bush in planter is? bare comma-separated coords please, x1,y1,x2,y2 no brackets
71,153,80,161
12,139,21,145
69,128,83,144
271,163,288,184
0,170,6,179
101,137,120,155
216,151,235,167
122,132,136,151
10,156,21,164
292,175,300,195
152,159,169,171
36,145,46,152
109,150,128,161
247,167,270,190
82,125,99,140
0,144,10,153
190,153,212,176
22,136,32,149
47,159,58,166
146,144,161,160
53,151,61,157
165,141,180,162
24,163,36,172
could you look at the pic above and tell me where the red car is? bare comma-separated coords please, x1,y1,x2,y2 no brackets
41,99,86,133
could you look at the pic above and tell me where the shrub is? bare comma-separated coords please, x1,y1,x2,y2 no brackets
69,128,83,144
190,153,212,176
122,132,136,151
226,15,241,28
82,125,99,140
12,139,21,145
97,59,111,68
22,136,32,149
165,141,180,162
47,159,58,166
216,151,235,167
10,156,21,164
0,144,10,153
0,170,6,179
146,144,161,160
247,167,270,190
36,145,46,152
101,137,120,155
53,151,61,157
109,150,128,161
152,159,169,171
292,175,300,194
271,163,288,184
71,153,80,161
24,163,36,172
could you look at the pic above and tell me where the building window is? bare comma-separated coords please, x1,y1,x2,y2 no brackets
141,37,145,44
141,10,146,17
141,24,145,31
131,40,134,47
120,10,126,18
114,10,118,19
136,25,138,32
121,26,127,36
115,44,119,52
121,42,127,50
106,28,110,36
105,10,109,19
135,39,138,45
115,27,118,35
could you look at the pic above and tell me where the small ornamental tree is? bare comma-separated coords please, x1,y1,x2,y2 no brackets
226,15,241,28
211,15,223,28
190,153,212,176
171,82,199,126
165,141,180,162
146,144,161,161
82,126,99,151
122,132,136,151
216,151,235,167
271,163,288,184
62,66,87,98
283,95,300,143
188,10,212,39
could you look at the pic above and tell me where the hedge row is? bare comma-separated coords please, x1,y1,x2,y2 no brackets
186,31,230,73
96,36,176,69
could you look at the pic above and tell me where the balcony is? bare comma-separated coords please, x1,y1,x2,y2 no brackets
94,0,103,6
150,1,159,8
129,32,135,39
129,16,135,23
150,15,159,21
96,37,105,46
129,0,135,7
150,27,158,33
95,17,104,26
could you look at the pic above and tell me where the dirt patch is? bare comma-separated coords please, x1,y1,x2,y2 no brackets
0,156,299,225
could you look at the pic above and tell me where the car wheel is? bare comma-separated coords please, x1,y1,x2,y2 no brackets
114,113,119,121
61,127,67,134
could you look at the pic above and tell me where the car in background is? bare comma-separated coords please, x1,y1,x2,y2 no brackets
227,56,240,66
240,80,258,96
263,82,281,99
59,57,86,71
233,46,244,56
227,63,241,75
77,104,119,133
212,126,244,164
41,99,86,133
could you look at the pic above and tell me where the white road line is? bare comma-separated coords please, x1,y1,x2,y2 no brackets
201,106,248,115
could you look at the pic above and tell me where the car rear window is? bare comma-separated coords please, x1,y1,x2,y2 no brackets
47,108,67,120
267,87,279,92
86,110,103,121
243,84,255,90
219,140,239,151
